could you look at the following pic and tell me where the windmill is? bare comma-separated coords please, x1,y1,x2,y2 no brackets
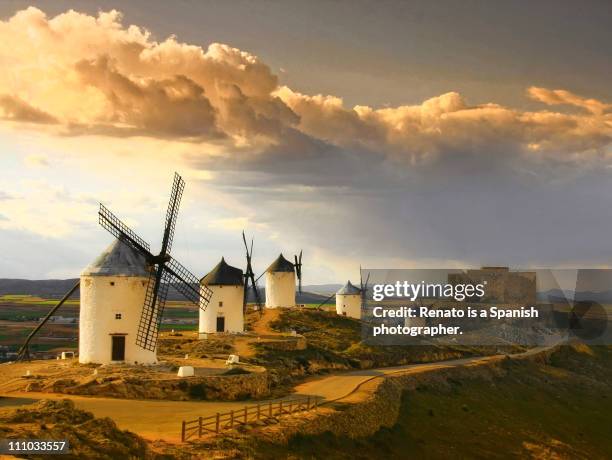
360,266,371,317
315,266,369,316
98,172,213,351
294,250,303,294
242,231,262,313
17,172,212,360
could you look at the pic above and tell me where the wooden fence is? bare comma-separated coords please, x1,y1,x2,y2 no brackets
181,396,320,442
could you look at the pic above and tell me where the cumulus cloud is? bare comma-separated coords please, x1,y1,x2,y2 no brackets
0,7,289,142
2,7,612,281
275,87,612,160
0,6,610,161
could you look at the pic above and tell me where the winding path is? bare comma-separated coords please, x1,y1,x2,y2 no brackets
0,346,549,442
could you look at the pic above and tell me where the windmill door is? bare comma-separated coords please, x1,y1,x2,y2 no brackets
216,317,225,332
111,335,126,361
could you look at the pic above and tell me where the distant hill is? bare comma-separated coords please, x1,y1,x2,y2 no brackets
0,279,80,298
0,278,335,305
246,288,332,305
301,284,343,295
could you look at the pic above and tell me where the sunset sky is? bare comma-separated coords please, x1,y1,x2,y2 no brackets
1,1,611,283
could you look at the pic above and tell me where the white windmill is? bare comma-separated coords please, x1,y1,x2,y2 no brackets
199,258,244,336
18,173,213,365
265,254,297,308
335,281,362,318
79,239,156,364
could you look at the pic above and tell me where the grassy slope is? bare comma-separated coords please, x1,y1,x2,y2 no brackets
246,344,612,459
253,309,516,394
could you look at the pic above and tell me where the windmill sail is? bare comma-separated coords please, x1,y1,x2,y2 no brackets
360,267,370,317
294,250,303,294
242,231,262,313
98,172,212,352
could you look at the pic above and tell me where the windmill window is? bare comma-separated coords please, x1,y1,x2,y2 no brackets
115,313,122,320
110,281,115,286
219,301,223,307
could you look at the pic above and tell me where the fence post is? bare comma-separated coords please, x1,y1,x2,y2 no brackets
216,413,220,433
289,400,293,413
198,416,203,437
230,410,234,428
269,401,273,417
279,400,283,415
181,420,186,442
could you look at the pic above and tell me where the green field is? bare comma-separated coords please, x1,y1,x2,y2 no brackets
0,295,197,352
0,295,79,306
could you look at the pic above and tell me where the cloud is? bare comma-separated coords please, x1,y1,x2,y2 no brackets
0,6,610,162
527,87,612,115
209,216,268,232
0,7,289,142
0,95,57,124
2,7,612,282
275,87,612,160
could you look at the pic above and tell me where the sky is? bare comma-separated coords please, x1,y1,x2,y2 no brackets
0,1,611,284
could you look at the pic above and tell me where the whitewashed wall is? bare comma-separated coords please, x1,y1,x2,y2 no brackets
79,275,156,364
265,272,296,308
199,284,244,335
336,294,362,319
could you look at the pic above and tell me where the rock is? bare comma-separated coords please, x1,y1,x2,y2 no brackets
25,381,42,392
177,366,195,377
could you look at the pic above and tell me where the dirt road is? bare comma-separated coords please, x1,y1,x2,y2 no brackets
0,347,550,442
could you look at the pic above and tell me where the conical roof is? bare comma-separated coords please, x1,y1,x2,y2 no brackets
266,253,295,273
82,239,150,277
337,280,361,295
201,257,244,286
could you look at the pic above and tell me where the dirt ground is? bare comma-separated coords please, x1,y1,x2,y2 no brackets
0,309,300,398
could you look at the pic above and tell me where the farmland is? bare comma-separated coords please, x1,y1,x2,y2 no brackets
0,295,199,359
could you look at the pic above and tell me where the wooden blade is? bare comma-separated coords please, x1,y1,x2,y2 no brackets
160,172,185,257
98,204,153,258
136,267,169,351
165,256,213,310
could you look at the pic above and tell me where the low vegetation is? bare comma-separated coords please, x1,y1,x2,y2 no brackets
228,344,612,459
0,400,151,459
251,309,516,394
